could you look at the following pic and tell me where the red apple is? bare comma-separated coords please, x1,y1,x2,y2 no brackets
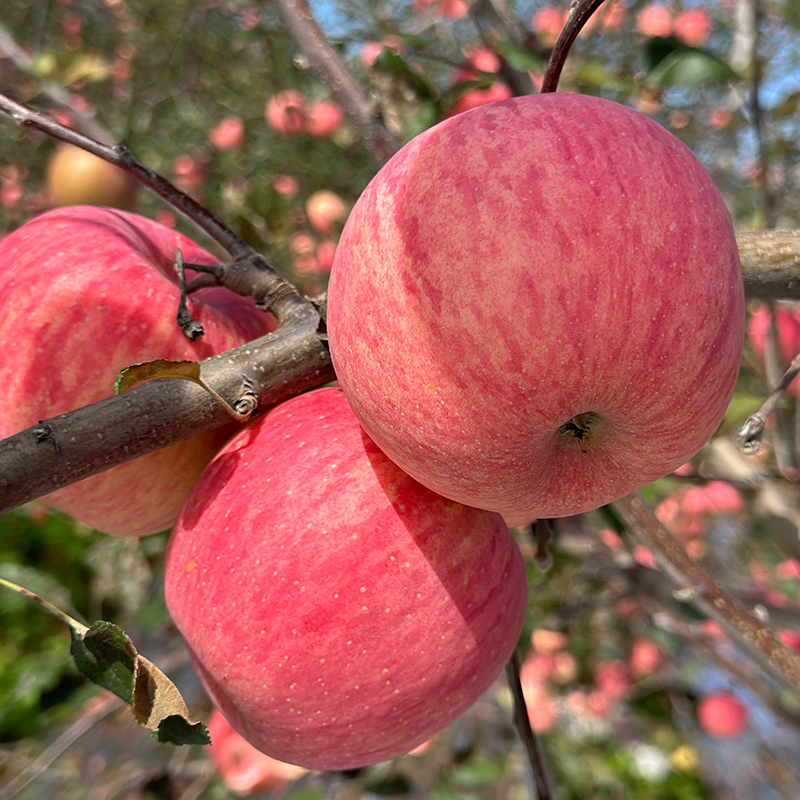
697,692,748,739
0,206,275,536
207,709,308,794
164,387,527,770
47,143,137,210
326,93,744,521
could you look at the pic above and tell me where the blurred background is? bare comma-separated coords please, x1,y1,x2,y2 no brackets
1,1,800,798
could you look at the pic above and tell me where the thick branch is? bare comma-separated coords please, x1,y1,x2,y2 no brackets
612,493,800,696
0,322,334,516
270,0,399,164
737,230,800,298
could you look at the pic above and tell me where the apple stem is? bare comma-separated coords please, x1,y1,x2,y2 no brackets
540,0,609,94
506,650,554,800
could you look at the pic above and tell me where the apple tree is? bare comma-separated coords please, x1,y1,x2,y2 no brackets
2,1,800,798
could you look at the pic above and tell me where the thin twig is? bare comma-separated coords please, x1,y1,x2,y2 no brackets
612,493,800,696
540,0,609,94
505,651,553,800
738,350,800,454
0,695,121,800
0,93,252,259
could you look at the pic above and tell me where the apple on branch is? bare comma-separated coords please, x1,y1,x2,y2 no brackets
47,143,138,211
327,93,745,523
0,206,275,537
165,387,528,771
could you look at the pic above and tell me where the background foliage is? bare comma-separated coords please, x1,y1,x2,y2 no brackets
1,0,800,798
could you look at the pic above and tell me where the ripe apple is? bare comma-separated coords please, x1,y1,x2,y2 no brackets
47,143,138,210
164,387,527,770
327,93,744,522
697,692,748,739
0,206,275,536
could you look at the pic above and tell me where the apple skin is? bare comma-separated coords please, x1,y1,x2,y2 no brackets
47,144,138,210
326,93,744,521
164,387,527,770
0,206,275,536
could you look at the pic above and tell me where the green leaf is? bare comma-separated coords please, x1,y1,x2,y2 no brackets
70,620,137,705
153,714,212,746
643,48,738,89
0,578,209,747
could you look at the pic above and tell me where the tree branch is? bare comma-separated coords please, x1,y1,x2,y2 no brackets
505,651,553,800
0,93,254,259
737,230,800,298
611,493,800,696
0,321,334,516
270,0,399,165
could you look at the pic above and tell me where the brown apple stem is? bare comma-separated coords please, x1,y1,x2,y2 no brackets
505,650,554,800
540,0,609,94
0,92,251,260
270,0,399,164
738,350,800,454
611,493,800,696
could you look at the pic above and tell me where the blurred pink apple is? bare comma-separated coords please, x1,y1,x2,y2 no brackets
629,638,663,678
165,388,527,770
273,173,298,197
697,692,748,739
305,189,347,235
531,6,569,47
208,709,308,794
265,90,306,136
208,115,245,150
674,8,712,47
327,94,744,521
361,37,405,68
413,0,470,20
171,154,206,195
635,3,673,37
447,82,513,117
304,101,344,139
